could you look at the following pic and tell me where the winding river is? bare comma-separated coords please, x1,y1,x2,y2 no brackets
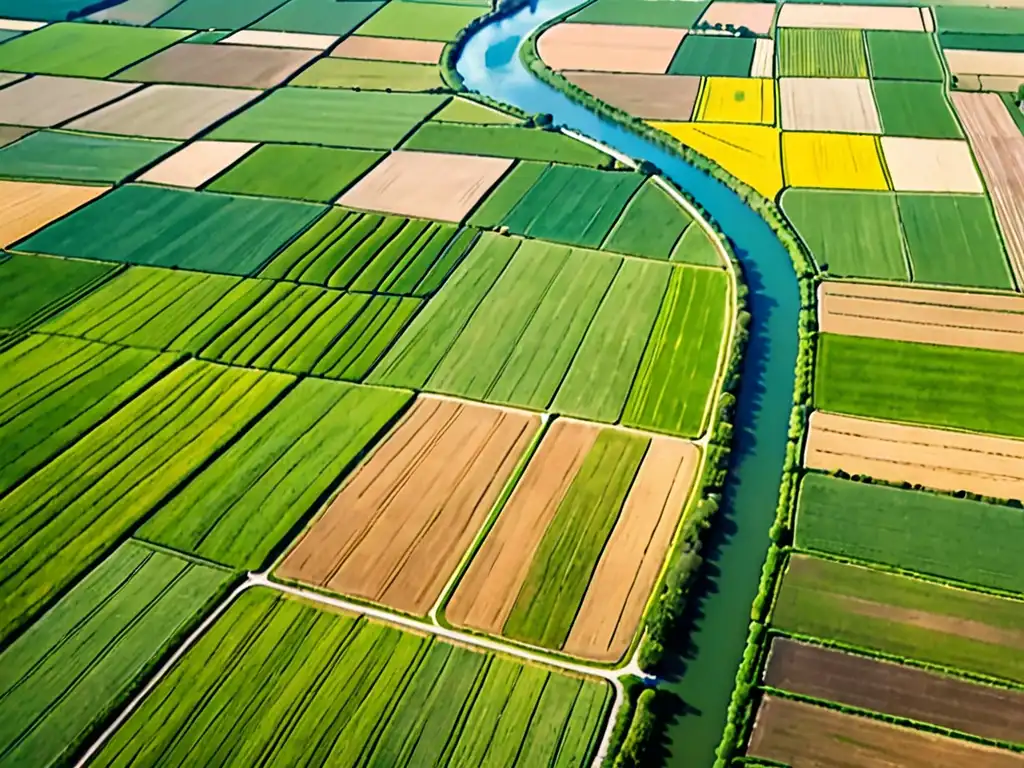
455,4,799,765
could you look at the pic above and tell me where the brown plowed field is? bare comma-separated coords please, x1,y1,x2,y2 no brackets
951,92,1024,285
748,695,1024,767
331,35,444,64
538,23,686,74
445,419,600,633
818,280,1024,353
698,1,776,34
564,436,699,661
560,71,700,120
115,43,318,89
765,637,1024,745
276,396,539,615
805,411,1024,498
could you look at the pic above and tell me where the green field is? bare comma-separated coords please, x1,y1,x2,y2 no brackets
351,0,485,41
0,360,290,642
668,36,755,77
872,81,963,139
0,131,176,184
207,145,383,203
293,57,443,91
139,379,410,569
934,5,1024,34
17,184,324,275
0,541,232,767
672,223,722,266
570,0,705,26
434,97,521,125
401,123,609,167
602,180,694,260
0,253,115,332
816,333,1024,437
211,88,446,149
939,31,1024,52
151,0,288,29
252,0,384,34
782,189,908,279
467,160,549,228
773,553,1024,683
865,30,945,81
796,474,1024,593
91,589,611,767
259,207,479,295
897,193,1014,289
622,265,727,437
505,430,648,648
778,28,868,78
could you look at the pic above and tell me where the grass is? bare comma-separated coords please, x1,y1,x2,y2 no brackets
816,333,1024,437
139,379,411,570
897,193,1014,289
866,31,945,81
671,223,722,266
781,189,908,279
210,88,446,149
90,589,611,766
778,28,868,78
206,145,383,203
668,36,755,77
940,31,1024,52
17,184,324,276
0,360,291,643
0,131,176,184
504,430,648,648
570,0,705,27
773,553,1024,684
0,253,115,331
434,97,520,125
352,0,486,41
602,180,694,260
292,58,443,91
0,540,232,767
252,0,384,34
796,473,1024,594
151,0,289,29
622,265,727,437
401,123,609,167
933,5,1024,35
467,160,548,228
872,81,963,139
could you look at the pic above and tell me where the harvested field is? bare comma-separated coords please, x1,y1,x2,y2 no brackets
748,695,1024,767
0,75,138,128
946,49,1024,76
697,77,775,125
0,127,29,149
751,38,775,77
805,410,1024,499
277,397,539,614
0,179,106,247
780,77,881,133
220,29,338,49
778,27,868,77
559,71,700,121
698,1,776,35
777,3,925,30
668,35,756,78
951,91,1024,285
138,140,257,188
0,252,115,332
338,150,513,222
881,137,982,193
114,42,318,89
67,84,257,140
292,57,443,91
538,22,686,74
867,30,944,81
765,638,1024,748
252,0,384,35
873,80,962,139
782,132,888,190
400,123,607,166
818,280,1024,353
331,34,444,63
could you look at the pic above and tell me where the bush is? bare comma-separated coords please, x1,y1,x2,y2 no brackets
614,689,659,768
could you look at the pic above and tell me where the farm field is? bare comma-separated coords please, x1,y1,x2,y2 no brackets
0,253,116,332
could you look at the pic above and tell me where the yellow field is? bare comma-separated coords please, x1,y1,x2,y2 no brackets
650,121,783,199
782,132,889,191
695,77,775,125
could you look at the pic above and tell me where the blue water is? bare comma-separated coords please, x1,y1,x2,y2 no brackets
456,5,800,765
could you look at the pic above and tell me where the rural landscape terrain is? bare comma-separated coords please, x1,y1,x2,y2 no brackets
0,0,1021,765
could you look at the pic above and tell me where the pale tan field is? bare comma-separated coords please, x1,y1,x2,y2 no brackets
221,29,338,50
946,49,1024,77
338,150,513,222
0,72,24,87
981,74,1024,90
0,181,107,247
115,43,318,88
0,126,31,148
276,397,539,616
563,436,699,662
780,77,881,133
539,22,686,74
805,411,1024,499
139,141,257,188
0,75,139,128
0,19,44,30
951,92,1024,284
880,137,983,193
751,38,775,77
921,6,935,31
777,3,925,29
331,35,444,64
819,280,1024,353
698,1,776,34
561,71,701,120
445,420,600,633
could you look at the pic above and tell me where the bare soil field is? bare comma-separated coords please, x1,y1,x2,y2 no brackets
139,141,256,188
880,137,984,193
115,43,318,89
276,396,539,615
781,77,881,133
331,35,445,64
982,75,1024,90
445,420,600,633
538,22,686,74
951,92,1024,285
564,436,699,661
68,84,257,140
560,71,701,120
0,180,107,247
946,50,1024,77
765,637,1024,746
777,3,925,30
751,39,775,77
818,280,1024,353
338,150,513,223
0,75,139,128
221,30,338,50
805,411,1024,498
698,1,776,34
749,695,1024,767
